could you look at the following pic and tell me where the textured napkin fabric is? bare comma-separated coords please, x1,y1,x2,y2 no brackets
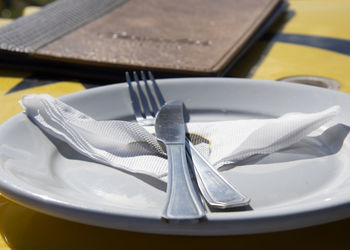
20,94,339,181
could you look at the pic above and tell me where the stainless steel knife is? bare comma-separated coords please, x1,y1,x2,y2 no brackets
155,101,205,222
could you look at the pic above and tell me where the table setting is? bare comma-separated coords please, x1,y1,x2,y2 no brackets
0,0,350,249
0,74,349,237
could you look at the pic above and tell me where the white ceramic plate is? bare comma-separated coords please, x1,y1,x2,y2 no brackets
1,78,350,235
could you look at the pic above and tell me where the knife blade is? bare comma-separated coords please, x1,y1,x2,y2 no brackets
155,101,205,222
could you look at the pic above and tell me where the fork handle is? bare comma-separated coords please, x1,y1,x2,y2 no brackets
162,143,205,222
187,140,250,209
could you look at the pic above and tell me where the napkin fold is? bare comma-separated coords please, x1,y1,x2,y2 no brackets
20,94,339,181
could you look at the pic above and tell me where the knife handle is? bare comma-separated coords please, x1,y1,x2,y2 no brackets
187,140,250,209
162,143,205,222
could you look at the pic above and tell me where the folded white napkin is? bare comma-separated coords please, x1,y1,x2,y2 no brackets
20,94,339,181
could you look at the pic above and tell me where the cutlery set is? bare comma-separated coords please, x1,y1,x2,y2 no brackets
126,71,250,222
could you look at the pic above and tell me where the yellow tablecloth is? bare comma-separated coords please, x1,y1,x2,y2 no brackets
0,1,350,249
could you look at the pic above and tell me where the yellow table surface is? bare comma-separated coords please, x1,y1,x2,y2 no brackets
1,1,350,249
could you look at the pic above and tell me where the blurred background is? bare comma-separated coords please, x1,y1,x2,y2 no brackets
0,0,53,18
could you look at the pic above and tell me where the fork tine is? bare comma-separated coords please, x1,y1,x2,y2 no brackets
126,72,143,120
133,71,152,118
141,71,158,116
148,71,165,107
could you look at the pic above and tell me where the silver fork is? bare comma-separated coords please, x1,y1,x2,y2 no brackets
126,71,250,209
